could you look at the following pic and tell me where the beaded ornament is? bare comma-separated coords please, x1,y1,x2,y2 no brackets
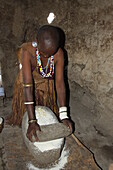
36,49,54,78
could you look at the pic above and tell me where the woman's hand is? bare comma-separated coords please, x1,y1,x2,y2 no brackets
26,122,41,142
61,118,74,134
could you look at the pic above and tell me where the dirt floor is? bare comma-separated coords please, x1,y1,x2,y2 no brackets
70,92,113,170
0,124,99,170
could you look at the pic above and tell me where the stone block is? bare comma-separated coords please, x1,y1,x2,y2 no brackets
22,106,64,167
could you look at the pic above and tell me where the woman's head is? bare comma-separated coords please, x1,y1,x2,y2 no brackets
36,25,60,57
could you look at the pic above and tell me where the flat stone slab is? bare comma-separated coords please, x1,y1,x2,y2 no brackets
1,125,100,170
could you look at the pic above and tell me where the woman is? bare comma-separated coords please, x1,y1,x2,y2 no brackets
8,25,73,142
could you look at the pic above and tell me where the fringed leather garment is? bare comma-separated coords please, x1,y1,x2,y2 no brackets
7,43,58,126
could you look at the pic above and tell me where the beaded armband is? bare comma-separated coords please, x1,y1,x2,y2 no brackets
24,102,34,105
59,106,69,120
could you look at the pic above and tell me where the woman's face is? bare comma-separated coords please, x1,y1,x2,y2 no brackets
38,46,58,58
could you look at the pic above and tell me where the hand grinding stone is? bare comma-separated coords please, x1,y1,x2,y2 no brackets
33,123,71,142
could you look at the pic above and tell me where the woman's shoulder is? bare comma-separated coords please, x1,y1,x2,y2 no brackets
54,48,64,63
18,42,32,50
18,42,36,57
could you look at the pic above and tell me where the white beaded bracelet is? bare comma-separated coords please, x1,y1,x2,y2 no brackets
59,106,69,120
28,119,37,124
59,106,67,113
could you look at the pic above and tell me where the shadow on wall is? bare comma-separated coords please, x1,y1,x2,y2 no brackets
21,20,40,43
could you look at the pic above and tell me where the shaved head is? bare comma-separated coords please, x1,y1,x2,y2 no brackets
37,25,60,56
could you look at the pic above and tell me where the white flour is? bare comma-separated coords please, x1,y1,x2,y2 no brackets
27,146,69,170
34,138,63,152
35,108,57,125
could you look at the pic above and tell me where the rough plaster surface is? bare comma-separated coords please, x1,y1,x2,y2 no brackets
0,0,113,168
0,0,113,113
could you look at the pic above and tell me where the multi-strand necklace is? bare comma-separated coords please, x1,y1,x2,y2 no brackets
36,49,54,78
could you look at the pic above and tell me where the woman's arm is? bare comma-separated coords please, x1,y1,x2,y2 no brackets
21,49,40,142
55,49,66,107
55,48,73,133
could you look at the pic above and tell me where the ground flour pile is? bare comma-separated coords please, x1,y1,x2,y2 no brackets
27,146,69,170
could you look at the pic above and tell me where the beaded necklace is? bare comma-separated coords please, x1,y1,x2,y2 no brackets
36,49,54,78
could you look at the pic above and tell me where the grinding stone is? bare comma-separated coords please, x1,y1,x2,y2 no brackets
22,106,66,166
